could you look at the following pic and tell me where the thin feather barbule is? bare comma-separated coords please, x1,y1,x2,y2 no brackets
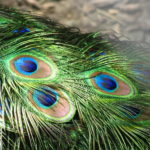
0,7,150,150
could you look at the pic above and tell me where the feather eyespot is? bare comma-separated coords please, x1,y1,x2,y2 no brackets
28,86,76,123
12,27,30,34
121,105,150,126
9,54,57,80
122,105,141,119
90,72,133,96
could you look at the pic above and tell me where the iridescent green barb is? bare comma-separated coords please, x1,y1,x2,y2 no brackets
0,7,150,150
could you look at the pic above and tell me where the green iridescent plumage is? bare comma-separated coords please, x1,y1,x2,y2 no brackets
0,7,150,150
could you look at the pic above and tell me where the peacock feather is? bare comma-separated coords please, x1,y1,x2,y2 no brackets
0,7,150,150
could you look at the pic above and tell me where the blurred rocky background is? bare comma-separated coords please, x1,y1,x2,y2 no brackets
0,0,150,43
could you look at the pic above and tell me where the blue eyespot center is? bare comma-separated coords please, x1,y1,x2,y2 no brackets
94,74,118,92
14,57,38,75
20,60,37,73
123,105,141,119
13,27,30,34
33,87,59,109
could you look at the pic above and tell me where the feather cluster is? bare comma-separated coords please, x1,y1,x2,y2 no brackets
0,7,150,150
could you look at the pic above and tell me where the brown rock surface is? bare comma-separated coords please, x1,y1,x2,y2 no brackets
0,0,150,43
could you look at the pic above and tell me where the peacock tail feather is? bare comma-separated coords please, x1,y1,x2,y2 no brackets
0,7,149,150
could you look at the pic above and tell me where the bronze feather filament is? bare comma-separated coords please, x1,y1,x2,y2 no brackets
0,7,150,150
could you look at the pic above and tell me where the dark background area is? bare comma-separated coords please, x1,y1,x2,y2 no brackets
0,0,150,43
